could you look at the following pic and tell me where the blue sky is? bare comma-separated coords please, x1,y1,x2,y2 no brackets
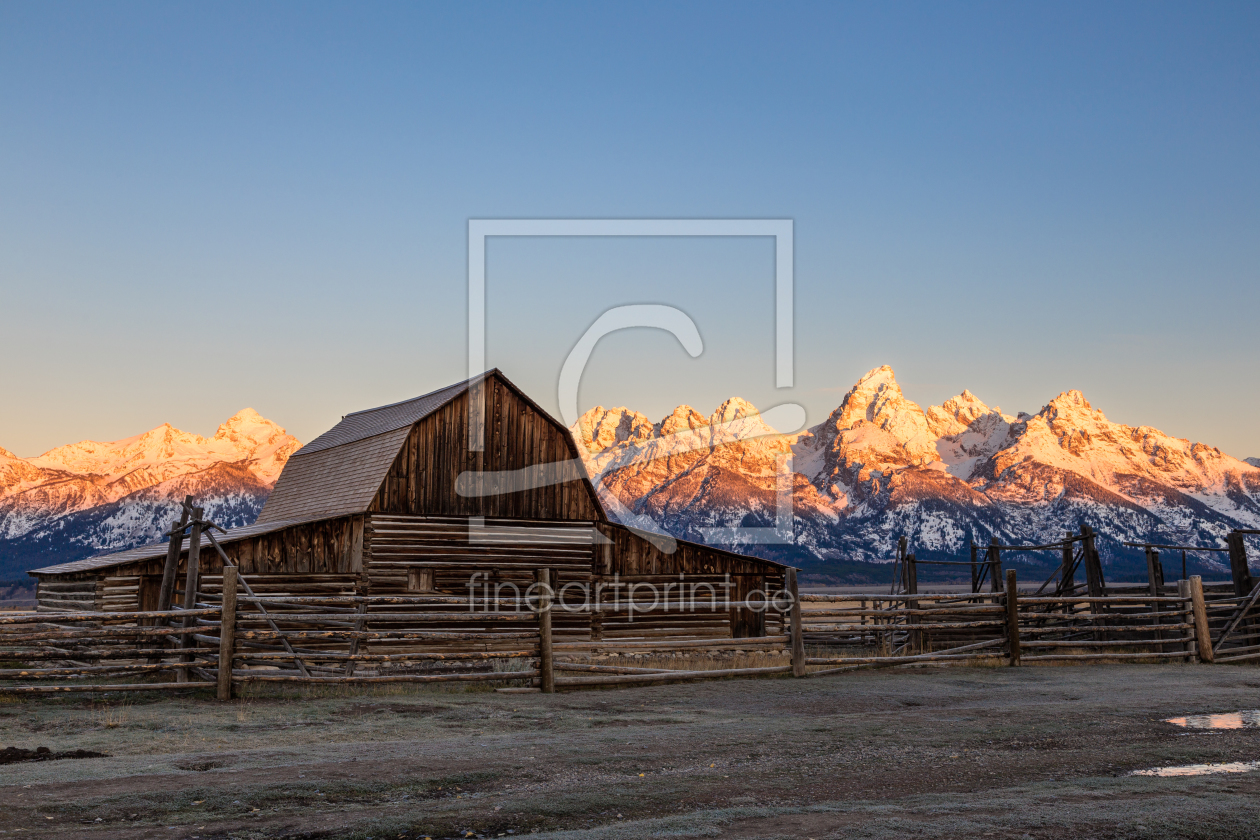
2,2,1258,458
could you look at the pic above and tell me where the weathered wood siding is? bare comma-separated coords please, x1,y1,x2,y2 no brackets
34,577,103,612
595,523,785,640
372,377,603,521
223,516,365,577
364,513,596,642
33,516,365,612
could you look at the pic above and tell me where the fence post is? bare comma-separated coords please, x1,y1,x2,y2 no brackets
860,597,868,644
148,502,191,665
1145,547,1165,593
788,568,806,677
1177,579,1196,662
988,538,1004,593
1005,569,1020,666
892,536,907,595
905,554,921,654
1081,525,1106,598
1059,531,1074,595
537,568,555,693
1189,575,1214,664
343,600,368,677
217,566,237,702
178,507,204,683
970,542,980,593
156,496,193,617
1147,548,1165,643
1227,532,1254,597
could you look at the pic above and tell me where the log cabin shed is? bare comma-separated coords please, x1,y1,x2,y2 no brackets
28,370,787,642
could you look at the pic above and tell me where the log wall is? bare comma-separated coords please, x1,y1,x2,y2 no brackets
596,523,786,641
363,514,598,644
32,516,365,613
31,514,789,651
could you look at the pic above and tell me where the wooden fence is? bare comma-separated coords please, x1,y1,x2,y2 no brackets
2,568,1258,698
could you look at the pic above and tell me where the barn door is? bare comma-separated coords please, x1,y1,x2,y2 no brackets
139,575,162,612
730,574,767,638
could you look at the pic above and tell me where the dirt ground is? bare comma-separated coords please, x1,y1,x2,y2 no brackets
2,664,1260,839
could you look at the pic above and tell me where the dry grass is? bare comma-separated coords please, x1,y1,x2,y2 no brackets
89,700,132,729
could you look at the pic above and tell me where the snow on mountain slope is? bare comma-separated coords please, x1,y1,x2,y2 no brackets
0,410,300,576
572,366,1260,574
573,398,820,540
926,391,1016,480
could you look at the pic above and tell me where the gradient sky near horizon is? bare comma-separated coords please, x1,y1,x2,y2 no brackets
2,2,1258,459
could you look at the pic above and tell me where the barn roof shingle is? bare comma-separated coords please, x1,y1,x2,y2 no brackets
255,426,412,523
297,378,470,455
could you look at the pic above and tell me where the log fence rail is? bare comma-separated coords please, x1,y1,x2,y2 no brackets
2,566,1253,696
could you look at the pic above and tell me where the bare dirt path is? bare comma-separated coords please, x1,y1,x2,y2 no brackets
2,664,1259,839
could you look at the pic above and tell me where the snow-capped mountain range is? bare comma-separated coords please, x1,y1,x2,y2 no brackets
4,372,1257,582
0,410,299,577
573,366,1260,579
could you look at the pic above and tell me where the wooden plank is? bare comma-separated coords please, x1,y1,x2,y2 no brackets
0,607,219,625
155,496,192,618
554,635,788,652
788,568,804,677
1081,525,1106,598
1190,575,1215,663
232,670,539,684
537,568,554,693
177,508,205,682
554,665,791,688
217,566,237,701
1006,568,1020,666
0,682,216,694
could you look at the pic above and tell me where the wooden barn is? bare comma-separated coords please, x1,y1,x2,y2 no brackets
27,370,787,644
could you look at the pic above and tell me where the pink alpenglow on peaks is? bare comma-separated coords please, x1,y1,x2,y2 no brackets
571,366,1260,568
0,410,301,573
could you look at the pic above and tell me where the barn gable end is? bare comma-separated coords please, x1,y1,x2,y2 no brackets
257,370,603,525
371,372,603,521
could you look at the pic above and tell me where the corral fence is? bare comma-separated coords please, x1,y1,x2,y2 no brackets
4,562,1260,698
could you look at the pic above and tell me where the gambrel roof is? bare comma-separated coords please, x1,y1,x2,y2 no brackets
256,369,600,524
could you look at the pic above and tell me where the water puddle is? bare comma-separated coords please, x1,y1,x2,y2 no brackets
1132,760,1260,777
1165,710,1260,730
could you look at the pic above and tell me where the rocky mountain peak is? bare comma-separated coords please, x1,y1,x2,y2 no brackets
658,405,708,438
830,366,899,424
567,365,1260,568
710,397,759,426
573,406,654,453
0,445,16,461
1042,389,1103,422
213,408,290,448
925,389,994,438
824,366,937,462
